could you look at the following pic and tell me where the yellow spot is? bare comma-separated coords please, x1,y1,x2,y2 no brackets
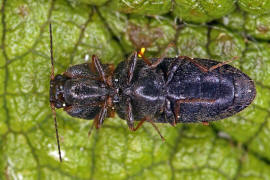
138,47,146,58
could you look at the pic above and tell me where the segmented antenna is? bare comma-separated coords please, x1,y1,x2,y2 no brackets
50,24,55,80
49,23,62,162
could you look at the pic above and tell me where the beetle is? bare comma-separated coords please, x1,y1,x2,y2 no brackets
49,24,256,162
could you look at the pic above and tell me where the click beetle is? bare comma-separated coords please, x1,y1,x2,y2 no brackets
49,24,256,162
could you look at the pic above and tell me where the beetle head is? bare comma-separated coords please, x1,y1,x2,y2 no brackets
50,74,68,109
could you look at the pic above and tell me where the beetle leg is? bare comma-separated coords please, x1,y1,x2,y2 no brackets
107,64,115,75
130,116,165,141
126,98,135,130
96,99,108,129
127,52,138,84
93,114,99,129
180,56,238,73
150,43,175,68
166,54,201,85
106,97,115,118
146,117,165,141
208,56,238,72
132,117,147,131
88,118,96,137
165,60,181,85
92,55,111,86
138,43,175,68
92,55,106,82
178,56,209,73
165,55,207,82
174,101,181,123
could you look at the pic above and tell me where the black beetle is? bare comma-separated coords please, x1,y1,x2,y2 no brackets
49,24,256,162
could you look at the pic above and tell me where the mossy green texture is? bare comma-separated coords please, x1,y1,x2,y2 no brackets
99,7,176,56
176,26,209,58
238,153,270,179
220,10,245,31
1,0,270,180
238,0,270,14
0,68,4,94
208,27,246,60
77,0,109,6
0,98,8,135
173,0,236,23
107,0,171,15
245,13,270,40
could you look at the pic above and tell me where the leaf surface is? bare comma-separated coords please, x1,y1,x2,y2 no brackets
1,0,270,179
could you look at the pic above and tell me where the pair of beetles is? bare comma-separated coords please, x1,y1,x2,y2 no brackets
49,24,256,161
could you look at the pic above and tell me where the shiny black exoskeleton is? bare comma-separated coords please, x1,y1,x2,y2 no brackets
50,53,256,130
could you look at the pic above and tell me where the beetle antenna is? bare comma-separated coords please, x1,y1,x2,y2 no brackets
49,23,62,162
51,103,62,162
50,23,55,80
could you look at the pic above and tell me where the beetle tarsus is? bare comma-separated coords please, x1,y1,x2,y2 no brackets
150,43,175,68
208,56,239,72
179,56,209,73
97,100,108,129
146,117,165,141
179,56,239,73
92,55,107,82
88,120,95,137
131,118,147,131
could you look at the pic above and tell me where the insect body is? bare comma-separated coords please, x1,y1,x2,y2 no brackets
49,25,256,161
113,56,256,125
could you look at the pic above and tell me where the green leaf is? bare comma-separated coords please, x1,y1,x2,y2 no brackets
1,0,270,179
219,10,245,31
176,26,209,58
76,0,109,6
173,0,236,23
99,7,176,55
238,0,270,15
208,26,246,60
245,13,270,40
106,0,172,15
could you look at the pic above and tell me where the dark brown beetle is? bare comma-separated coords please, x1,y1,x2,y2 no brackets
49,24,256,162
